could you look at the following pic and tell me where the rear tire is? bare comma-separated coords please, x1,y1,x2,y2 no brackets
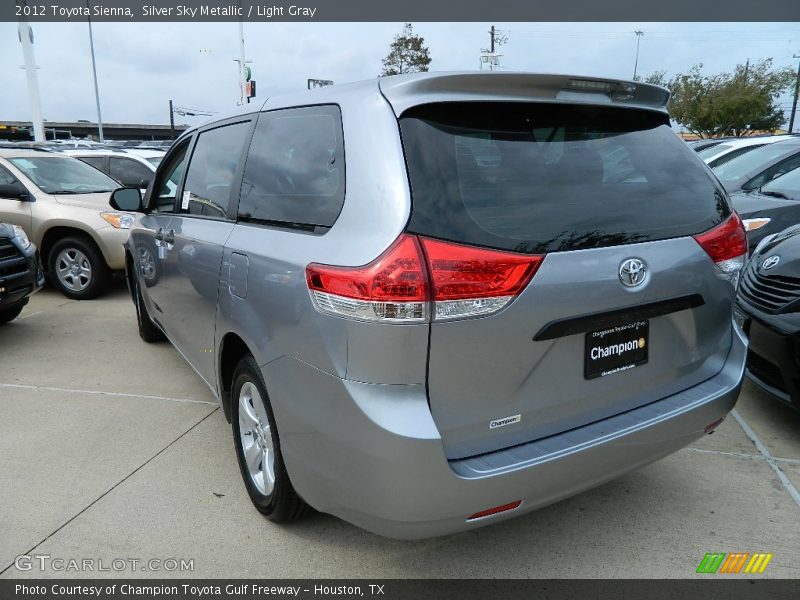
133,276,165,343
231,354,311,522
0,304,25,325
48,236,110,300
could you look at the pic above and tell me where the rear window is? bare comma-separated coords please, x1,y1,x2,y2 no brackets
697,143,731,160
400,102,729,254
713,142,796,183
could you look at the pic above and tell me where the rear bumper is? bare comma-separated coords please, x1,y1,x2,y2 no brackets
264,327,746,539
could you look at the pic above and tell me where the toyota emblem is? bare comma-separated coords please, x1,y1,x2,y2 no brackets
761,255,780,271
619,258,647,288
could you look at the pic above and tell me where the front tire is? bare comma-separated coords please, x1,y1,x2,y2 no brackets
48,236,110,300
231,355,311,522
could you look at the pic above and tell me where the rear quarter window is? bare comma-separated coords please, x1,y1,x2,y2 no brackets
400,102,729,254
238,105,345,228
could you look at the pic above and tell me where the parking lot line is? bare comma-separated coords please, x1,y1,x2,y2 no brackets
0,382,217,406
16,311,42,320
731,409,800,508
687,447,800,465
0,407,219,577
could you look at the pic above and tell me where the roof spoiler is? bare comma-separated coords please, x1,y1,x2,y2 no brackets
379,72,670,116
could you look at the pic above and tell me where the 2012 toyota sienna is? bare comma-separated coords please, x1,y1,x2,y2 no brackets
109,72,748,539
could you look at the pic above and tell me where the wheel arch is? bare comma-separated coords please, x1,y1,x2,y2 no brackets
40,225,105,267
218,332,254,423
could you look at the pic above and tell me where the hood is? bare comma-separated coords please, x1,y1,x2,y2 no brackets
751,226,800,278
730,190,799,217
53,192,113,210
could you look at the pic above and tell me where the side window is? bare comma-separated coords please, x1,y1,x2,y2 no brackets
78,156,107,173
149,141,190,213
239,105,345,228
110,158,153,188
0,165,20,186
181,121,250,218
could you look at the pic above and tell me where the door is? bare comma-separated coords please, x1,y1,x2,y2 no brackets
156,119,253,385
133,138,191,334
0,164,33,234
399,101,739,459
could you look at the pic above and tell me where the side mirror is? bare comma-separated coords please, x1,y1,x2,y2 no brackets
109,187,143,212
0,182,30,201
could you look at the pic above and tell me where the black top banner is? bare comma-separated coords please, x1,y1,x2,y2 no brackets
5,0,800,22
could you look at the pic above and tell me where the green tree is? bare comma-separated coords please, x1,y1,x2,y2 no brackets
634,70,668,87
381,23,432,77
661,60,794,138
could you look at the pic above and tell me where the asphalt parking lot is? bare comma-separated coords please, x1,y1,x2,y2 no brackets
1,282,799,579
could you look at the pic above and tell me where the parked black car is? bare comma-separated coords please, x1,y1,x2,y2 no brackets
713,137,800,194
737,225,800,411
731,165,800,251
0,222,44,324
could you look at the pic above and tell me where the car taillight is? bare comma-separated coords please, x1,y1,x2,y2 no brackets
420,237,543,321
306,235,429,323
306,235,543,322
693,213,748,284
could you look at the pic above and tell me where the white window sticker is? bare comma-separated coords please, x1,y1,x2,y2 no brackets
181,190,191,210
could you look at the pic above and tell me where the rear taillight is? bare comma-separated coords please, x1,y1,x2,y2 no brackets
421,237,543,321
693,213,748,284
306,235,543,322
306,235,429,323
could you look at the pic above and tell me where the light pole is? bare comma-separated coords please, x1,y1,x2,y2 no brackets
86,0,104,141
633,31,644,80
17,16,45,142
789,53,800,134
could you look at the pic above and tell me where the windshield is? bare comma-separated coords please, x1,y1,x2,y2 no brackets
697,143,731,160
9,156,118,194
761,166,800,200
146,156,162,167
713,142,796,182
401,102,728,254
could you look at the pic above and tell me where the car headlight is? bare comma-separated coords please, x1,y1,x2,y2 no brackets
742,217,771,232
100,212,135,230
11,225,31,249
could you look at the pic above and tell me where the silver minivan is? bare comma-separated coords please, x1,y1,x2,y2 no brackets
111,72,747,538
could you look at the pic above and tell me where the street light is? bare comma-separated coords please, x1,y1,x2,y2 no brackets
86,0,104,141
633,31,644,80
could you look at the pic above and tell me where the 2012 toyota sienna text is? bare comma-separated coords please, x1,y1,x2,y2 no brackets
110,72,748,539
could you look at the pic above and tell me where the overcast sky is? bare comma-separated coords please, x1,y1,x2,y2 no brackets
1,22,798,129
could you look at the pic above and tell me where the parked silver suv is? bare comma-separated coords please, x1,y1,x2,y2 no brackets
111,73,747,538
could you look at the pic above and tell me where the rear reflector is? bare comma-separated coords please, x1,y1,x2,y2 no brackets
704,417,724,434
693,213,747,283
307,235,543,322
467,500,522,521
